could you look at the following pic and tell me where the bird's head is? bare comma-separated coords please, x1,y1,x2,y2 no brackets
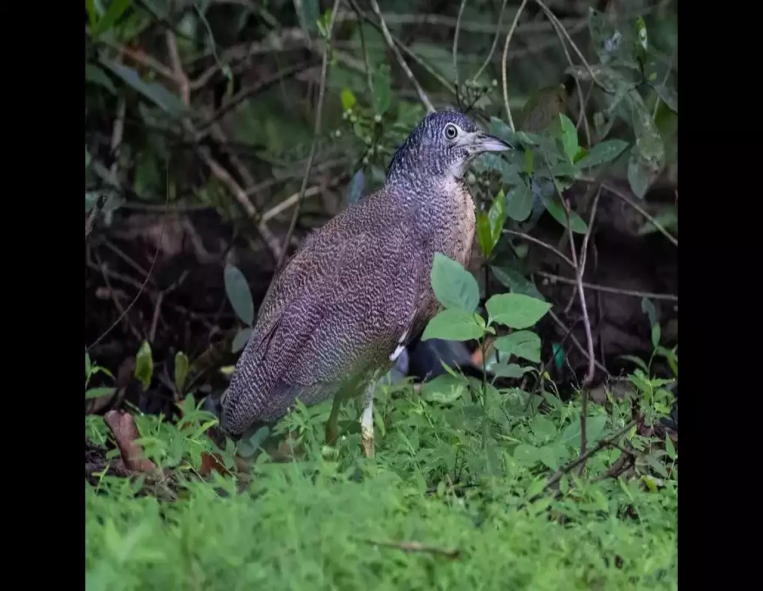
386,110,512,186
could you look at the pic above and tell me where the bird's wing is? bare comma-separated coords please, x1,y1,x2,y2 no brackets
222,202,428,432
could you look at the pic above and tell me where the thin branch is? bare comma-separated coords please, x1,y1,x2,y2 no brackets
278,0,342,268
547,309,610,377
366,0,435,113
536,271,678,301
473,0,509,83
348,1,375,99
601,183,678,247
534,0,591,146
535,418,638,500
501,0,529,130
356,538,459,559
453,0,469,102
502,229,574,268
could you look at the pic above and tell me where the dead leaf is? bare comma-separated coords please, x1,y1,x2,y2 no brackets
104,410,157,473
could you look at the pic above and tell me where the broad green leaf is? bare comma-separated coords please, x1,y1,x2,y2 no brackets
85,350,92,378
489,362,525,378
587,7,638,67
491,267,545,302
575,140,628,169
506,180,533,222
560,415,608,448
486,293,551,329
531,415,557,441
641,297,658,328
85,193,97,214
541,194,588,234
645,58,678,113
645,454,669,479
101,60,188,119
92,0,133,37
619,354,649,372
538,445,559,470
514,443,539,465
651,323,661,349
174,352,189,394
232,327,253,353
340,88,356,111
135,340,153,390
86,387,117,399
476,212,493,258
430,253,479,312
86,0,98,29
494,330,541,363
665,436,677,461
559,114,579,163
85,64,116,94
524,149,534,174
488,190,507,250
224,265,254,326
422,374,466,404
626,90,665,198
422,309,484,342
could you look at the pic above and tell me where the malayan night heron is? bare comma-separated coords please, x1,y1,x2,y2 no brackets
220,110,512,457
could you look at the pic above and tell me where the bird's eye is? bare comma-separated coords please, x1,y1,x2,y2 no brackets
444,124,458,140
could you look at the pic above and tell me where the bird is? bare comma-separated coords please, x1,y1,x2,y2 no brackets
220,110,512,457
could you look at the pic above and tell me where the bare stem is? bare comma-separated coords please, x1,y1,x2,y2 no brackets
278,0,343,268
473,0,509,83
453,0,469,101
501,0,529,130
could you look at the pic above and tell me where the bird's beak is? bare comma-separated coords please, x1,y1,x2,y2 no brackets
474,132,513,152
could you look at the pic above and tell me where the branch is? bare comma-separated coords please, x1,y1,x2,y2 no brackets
535,271,678,301
601,183,678,247
366,0,435,113
501,0,529,130
502,229,575,268
473,0,509,83
277,0,342,268
453,0,469,102
547,309,610,378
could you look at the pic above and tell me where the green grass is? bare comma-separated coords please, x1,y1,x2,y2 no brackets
85,379,677,590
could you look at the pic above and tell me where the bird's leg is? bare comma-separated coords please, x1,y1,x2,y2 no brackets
360,382,376,458
325,392,343,446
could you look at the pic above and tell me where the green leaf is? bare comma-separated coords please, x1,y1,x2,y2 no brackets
135,340,153,390
224,265,254,326
491,267,545,301
641,297,658,328
174,352,189,394
538,445,559,470
560,415,608,449
514,443,539,465
489,362,526,378
645,58,678,113
85,350,92,378
575,140,628,169
488,190,507,249
506,180,533,222
625,90,665,198
430,253,479,312
340,88,356,111
422,309,484,342
486,293,551,329
92,0,133,37
619,354,649,372
422,374,466,404
101,60,189,119
86,146,92,169
665,436,676,461
86,387,117,400
531,415,557,441
558,114,578,162
494,330,541,363
231,327,253,353
541,194,588,234
476,212,493,258
651,323,661,349
645,454,669,479
588,8,634,66
524,149,534,175
85,64,116,94
86,0,98,29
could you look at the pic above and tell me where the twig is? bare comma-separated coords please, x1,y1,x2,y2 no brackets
357,538,459,559
535,0,591,146
277,0,342,268
473,0,509,83
547,309,610,377
601,183,678,247
165,30,282,261
536,271,678,301
94,251,143,342
348,1,375,99
453,0,469,103
502,229,574,268
501,0,529,130
366,0,435,113
536,418,638,500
